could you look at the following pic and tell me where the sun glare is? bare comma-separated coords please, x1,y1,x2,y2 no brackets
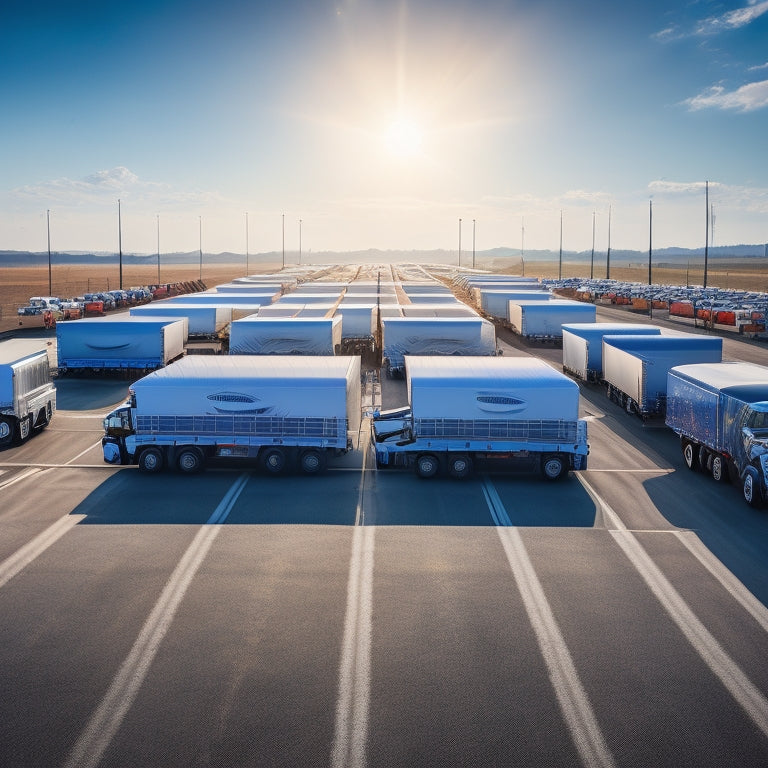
384,117,424,158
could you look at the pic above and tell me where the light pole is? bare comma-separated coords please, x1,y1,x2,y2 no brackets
590,211,595,280
282,213,285,268
299,219,302,264
558,210,563,280
118,199,123,290
156,213,161,283
46,209,52,294
606,204,612,280
648,199,653,319
521,216,525,276
245,211,249,277
472,219,476,269
703,180,709,289
198,216,202,281
458,218,462,267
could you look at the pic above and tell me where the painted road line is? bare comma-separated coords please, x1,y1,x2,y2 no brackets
610,528,768,740
63,473,250,768
0,466,44,492
675,531,768,634
483,478,616,768
331,434,374,768
65,440,104,465
578,475,768,739
0,513,86,589
331,525,375,768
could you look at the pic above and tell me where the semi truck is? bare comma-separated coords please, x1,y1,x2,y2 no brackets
372,356,589,479
0,340,56,446
102,355,361,474
602,334,722,418
561,323,662,382
666,362,768,507
57,317,187,374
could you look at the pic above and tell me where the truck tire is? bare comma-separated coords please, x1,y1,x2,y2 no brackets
299,449,327,475
0,416,14,447
541,454,567,481
261,447,286,475
177,447,205,474
448,454,472,479
742,467,762,507
711,454,729,483
33,402,53,434
682,440,698,471
415,453,439,479
138,447,165,473
15,415,32,444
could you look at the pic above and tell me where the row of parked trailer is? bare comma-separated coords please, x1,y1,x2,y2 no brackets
6,265,768,508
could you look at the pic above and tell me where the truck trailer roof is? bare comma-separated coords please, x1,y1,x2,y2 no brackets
669,362,768,402
0,339,50,366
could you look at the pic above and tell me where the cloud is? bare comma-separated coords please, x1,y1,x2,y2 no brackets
682,79,768,111
648,180,715,195
693,0,768,35
648,180,768,213
11,166,218,209
653,1,768,41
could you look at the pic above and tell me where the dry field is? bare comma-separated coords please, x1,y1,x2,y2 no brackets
0,262,282,333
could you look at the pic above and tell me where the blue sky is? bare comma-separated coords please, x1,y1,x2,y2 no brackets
1,0,766,256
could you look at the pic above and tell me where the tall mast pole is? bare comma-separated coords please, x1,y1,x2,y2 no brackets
703,180,709,289
47,209,52,294
118,199,123,290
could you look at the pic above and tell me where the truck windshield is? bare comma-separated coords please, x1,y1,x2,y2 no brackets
746,409,768,429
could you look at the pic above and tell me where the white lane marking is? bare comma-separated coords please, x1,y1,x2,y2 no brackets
0,467,44,492
579,475,768,739
0,513,86,589
63,473,249,768
610,529,768,739
675,531,768,634
331,437,374,768
331,525,374,768
483,478,616,768
65,440,104,465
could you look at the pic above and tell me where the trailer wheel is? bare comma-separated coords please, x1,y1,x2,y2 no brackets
33,402,53,434
682,440,698,471
300,449,327,475
261,447,286,475
415,453,439,479
742,467,763,507
541,454,567,481
448,454,472,479
711,455,729,483
0,416,14,447
138,447,165,473
177,447,205,474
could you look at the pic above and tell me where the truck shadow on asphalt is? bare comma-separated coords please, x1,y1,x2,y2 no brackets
69,468,598,527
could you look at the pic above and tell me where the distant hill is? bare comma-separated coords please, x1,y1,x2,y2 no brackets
1,244,766,268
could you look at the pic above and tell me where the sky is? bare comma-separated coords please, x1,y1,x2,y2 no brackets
1,0,767,258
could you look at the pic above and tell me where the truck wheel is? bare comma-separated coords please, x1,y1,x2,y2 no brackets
711,455,729,483
261,447,286,475
682,440,698,471
0,416,14,447
177,447,205,474
541,454,567,481
697,445,712,474
138,447,165,473
33,402,53,434
742,467,763,507
15,415,32,444
415,453,439,479
448,454,472,479
299,449,327,475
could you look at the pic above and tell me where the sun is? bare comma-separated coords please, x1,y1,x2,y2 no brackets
383,117,424,158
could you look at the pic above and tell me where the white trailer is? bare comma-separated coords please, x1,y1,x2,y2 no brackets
562,323,662,382
381,316,497,376
229,316,343,355
102,355,361,474
476,290,552,320
602,334,723,418
507,300,596,341
372,356,588,479
57,317,187,373
130,304,232,337
0,339,56,445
